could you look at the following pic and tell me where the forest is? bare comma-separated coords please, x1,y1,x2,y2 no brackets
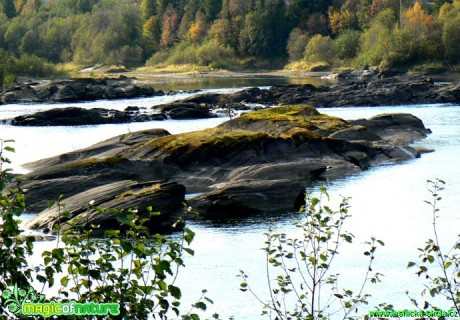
0,0,460,79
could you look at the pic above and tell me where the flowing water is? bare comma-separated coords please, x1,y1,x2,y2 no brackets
1,76,460,318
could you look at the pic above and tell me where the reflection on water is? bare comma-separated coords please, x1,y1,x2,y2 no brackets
141,74,338,92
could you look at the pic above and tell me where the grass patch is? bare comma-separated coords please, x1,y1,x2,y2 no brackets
284,60,331,72
68,156,126,168
135,64,217,74
410,62,449,74
106,65,128,73
117,183,162,201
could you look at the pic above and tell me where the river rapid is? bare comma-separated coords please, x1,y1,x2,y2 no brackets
1,76,460,319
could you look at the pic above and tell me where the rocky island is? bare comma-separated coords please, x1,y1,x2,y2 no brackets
23,102,431,235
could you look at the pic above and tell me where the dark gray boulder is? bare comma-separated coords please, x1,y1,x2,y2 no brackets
154,102,215,119
25,180,186,235
11,107,131,126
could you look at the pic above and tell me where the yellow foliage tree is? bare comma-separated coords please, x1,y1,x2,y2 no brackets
405,1,435,27
209,19,231,46
328,8,358,35
186,11,206,43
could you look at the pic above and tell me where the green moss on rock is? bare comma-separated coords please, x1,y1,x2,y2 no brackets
129,104,350,165
220,104,349,134
68,156,126,168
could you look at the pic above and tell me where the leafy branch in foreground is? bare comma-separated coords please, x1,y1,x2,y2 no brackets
239,187,384,320
407,179,460,314
0,140,214,319
38,200,215,319
0,139,36,317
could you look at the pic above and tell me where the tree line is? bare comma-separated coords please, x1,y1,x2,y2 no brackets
0,0,459,73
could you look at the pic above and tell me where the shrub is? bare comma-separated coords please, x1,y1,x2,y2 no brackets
239,187,384,319
196,40,237,69
165,42,198,65
304,34,334,64
406,179,460,314
11,54,60,78
334,30,362,60
146,40,237,69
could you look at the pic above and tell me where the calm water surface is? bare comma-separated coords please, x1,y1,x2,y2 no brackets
2,79,460,318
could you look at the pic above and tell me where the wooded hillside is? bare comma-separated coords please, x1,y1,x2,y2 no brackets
0,0,459,74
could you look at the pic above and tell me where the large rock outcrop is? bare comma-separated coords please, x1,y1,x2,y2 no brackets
20,104,431,233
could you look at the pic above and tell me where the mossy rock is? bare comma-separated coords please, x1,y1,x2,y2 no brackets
220,104,349,134
59,105,350,169
140,128,276,165
123,104,351,166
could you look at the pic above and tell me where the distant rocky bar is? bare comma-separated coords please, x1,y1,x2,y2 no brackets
178,73,460,107
6,73,460,127
0,77,160,104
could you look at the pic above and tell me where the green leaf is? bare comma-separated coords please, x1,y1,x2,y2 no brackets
194,302,207,311
168,285,181,299
334,293,344,299
61,276,69,287
444,261,452,269
407,261,416,268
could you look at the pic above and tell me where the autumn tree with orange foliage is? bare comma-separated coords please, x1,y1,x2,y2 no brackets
160,4,180,48
396,1,442,62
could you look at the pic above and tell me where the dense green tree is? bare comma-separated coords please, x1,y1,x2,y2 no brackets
334,29,361,59
239,0,287,57
442,12,460,62
356,8,396,66
178,0,198,39
71,2,144,65
49,0,98,16
1,0,16,18
202,0,221,20
141,0,156,21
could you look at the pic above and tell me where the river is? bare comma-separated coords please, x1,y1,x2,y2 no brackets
1,76,460,319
